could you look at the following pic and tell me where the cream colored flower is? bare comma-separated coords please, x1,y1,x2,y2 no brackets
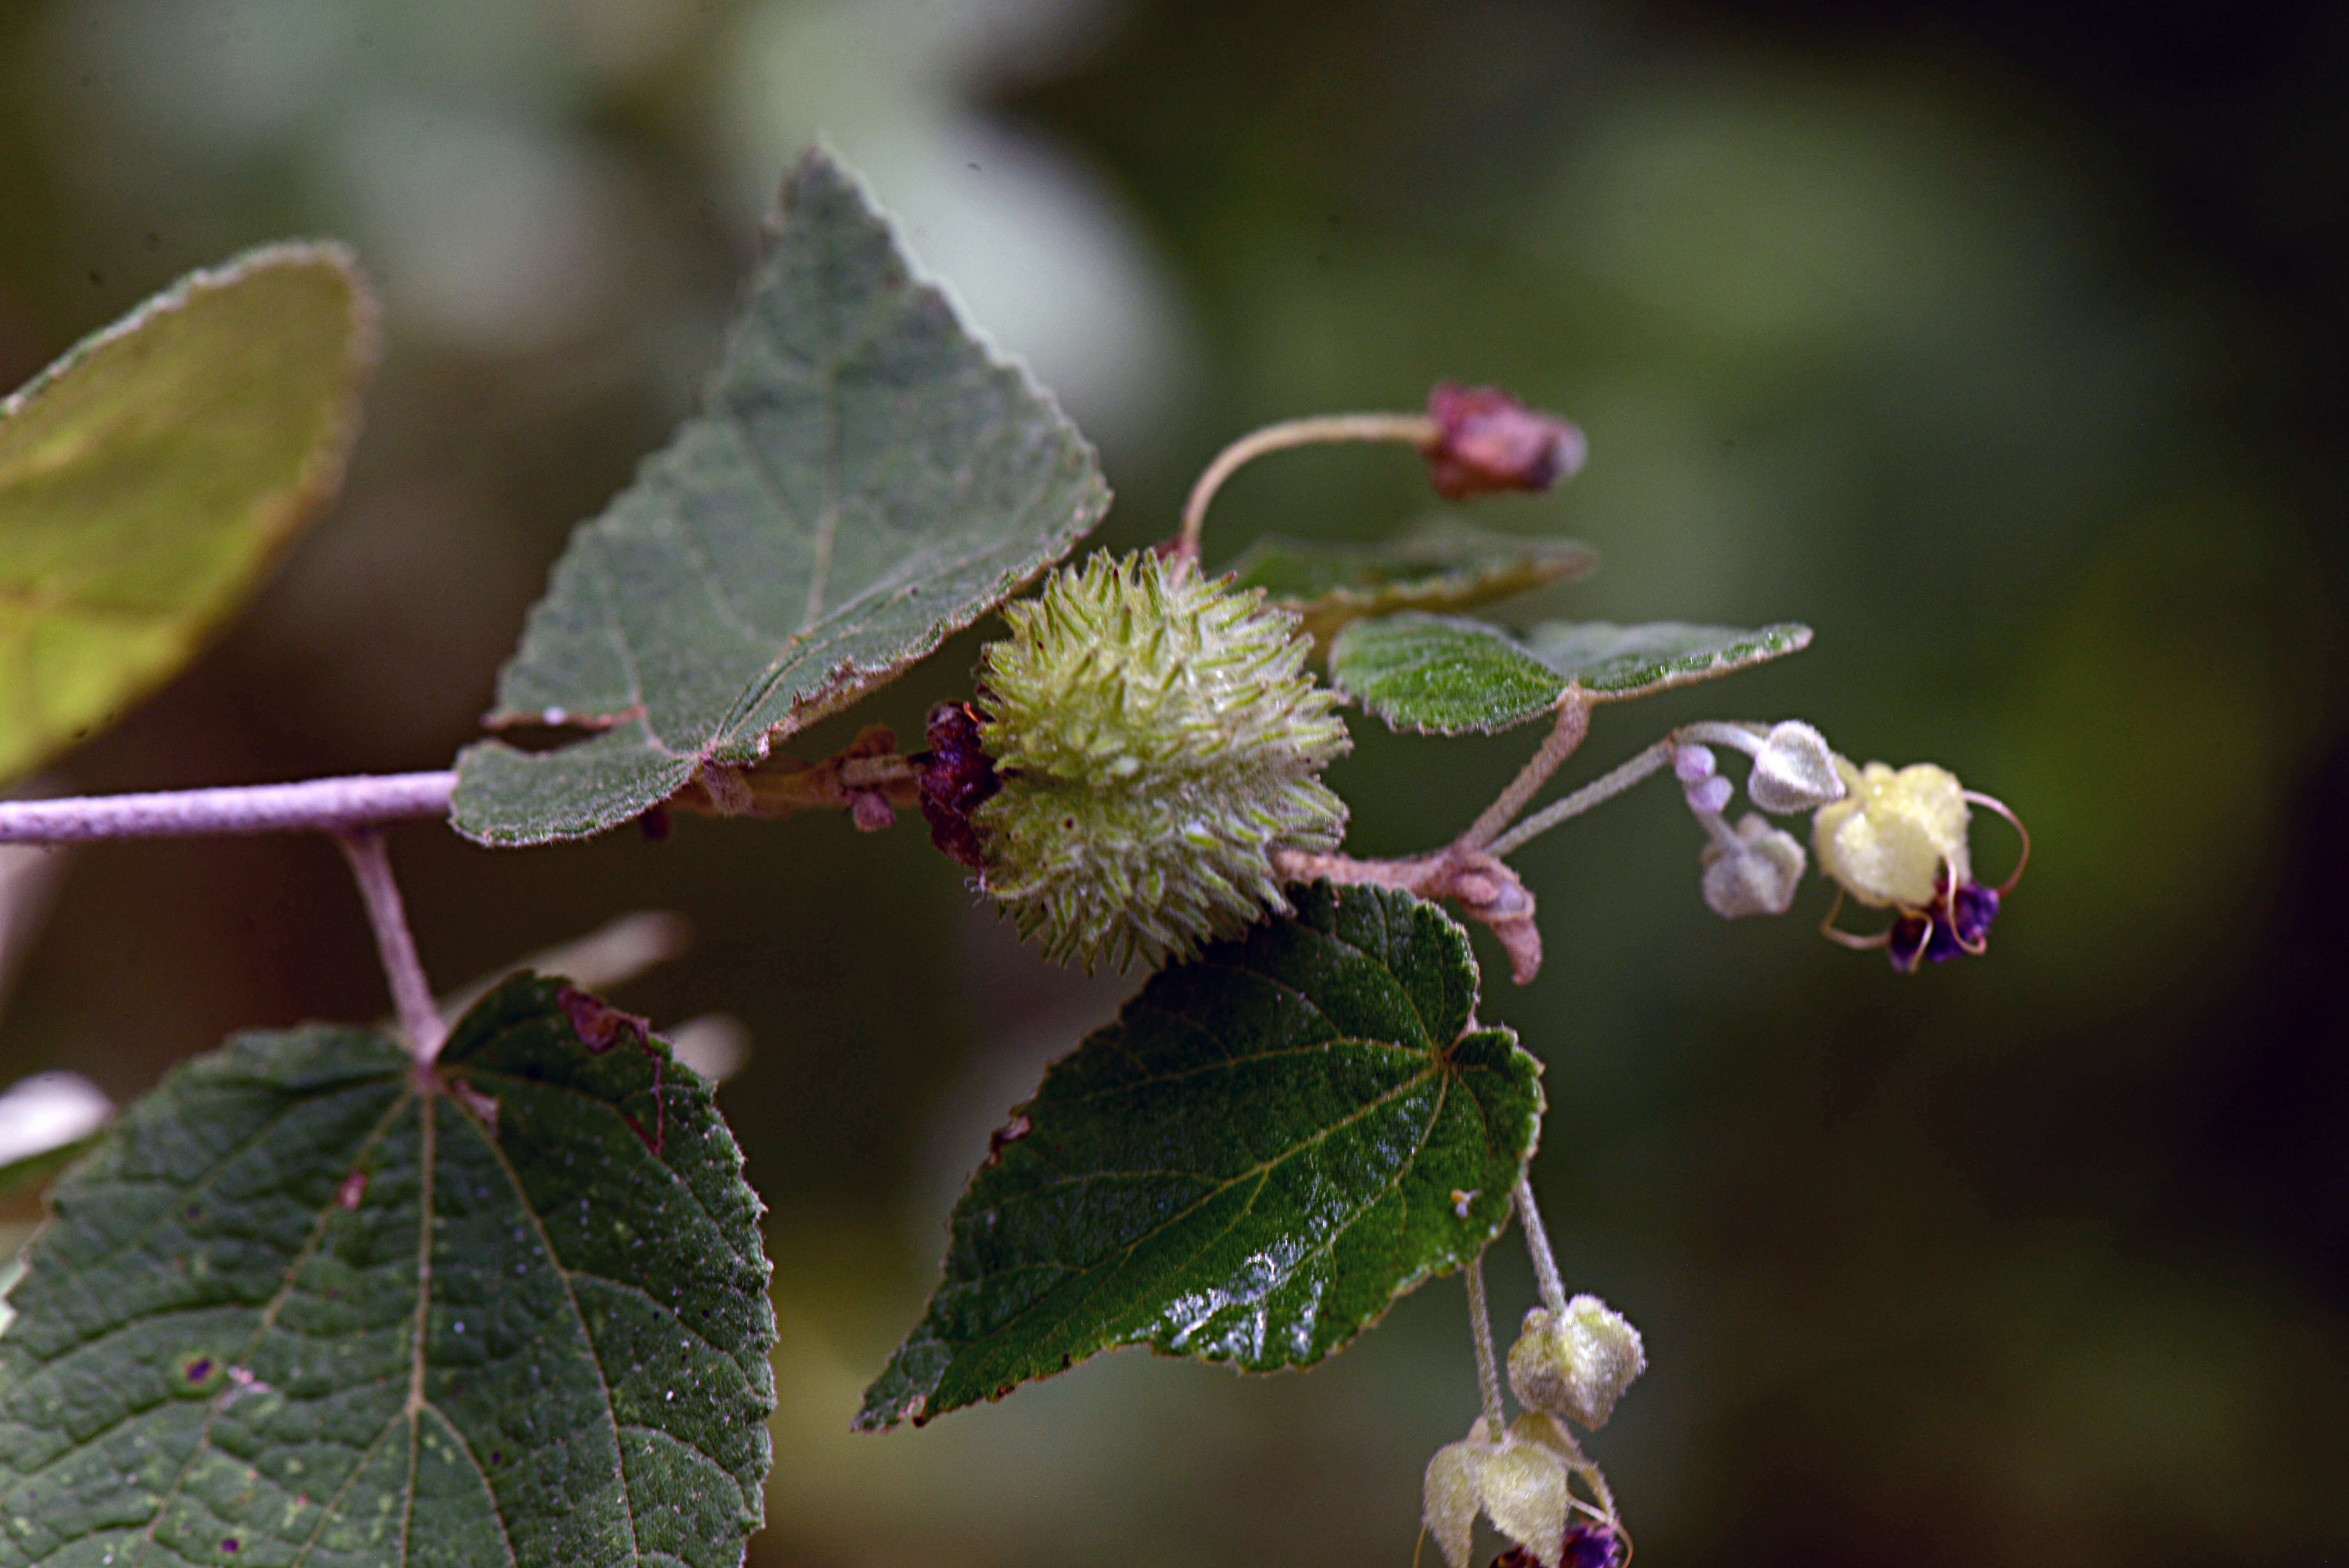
1810,758,1971,912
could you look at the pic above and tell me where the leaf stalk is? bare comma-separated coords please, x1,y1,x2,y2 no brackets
334,830,447,1065
1464,1251,1507,1432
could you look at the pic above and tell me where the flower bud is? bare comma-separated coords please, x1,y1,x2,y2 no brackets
1810,758,1971,912
1701,813,1806,919
1506,1297,1647,1431
1745,721,1845,813
1425,383,1587,500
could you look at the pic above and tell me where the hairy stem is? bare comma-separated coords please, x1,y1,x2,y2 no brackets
1485,740,1676,859
335,831,447,1065
0,772,455,845
1465,1252,1507,1432
1513,1176,1570,1317
1173,412,1439,561
1274,843,1543,983
1460,699,1590,852
1674,720,1770,757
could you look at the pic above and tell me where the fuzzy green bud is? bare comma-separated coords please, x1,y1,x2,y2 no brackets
1507,1297,1647,1431
974,550,1351,969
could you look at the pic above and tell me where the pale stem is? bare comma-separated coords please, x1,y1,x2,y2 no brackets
335,831,447,1066
1173,412,1440,561
1459,698,1590,852
1464,1251,1507,1432
1485,739,1676,859
1513,1176,1570,1317
1673,720,1769,757
0,772,455,845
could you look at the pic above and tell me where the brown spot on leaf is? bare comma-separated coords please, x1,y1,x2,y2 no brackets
982,1110,1032,1167
558,985,649,1053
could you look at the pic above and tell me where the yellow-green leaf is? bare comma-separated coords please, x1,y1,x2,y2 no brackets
0,244,376,782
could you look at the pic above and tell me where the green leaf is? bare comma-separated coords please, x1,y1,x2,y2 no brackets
0,976,775,1567
1327,614,1566,735
0,245,375,784
1223,526,1595,655
1519,617,1814,698
855,883,1542,1431
1329,612,1813,734
451,149,1111,845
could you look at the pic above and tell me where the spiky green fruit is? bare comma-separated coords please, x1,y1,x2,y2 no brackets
975,549,1351,969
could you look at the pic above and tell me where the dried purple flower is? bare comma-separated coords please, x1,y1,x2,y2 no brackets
915,701,999,871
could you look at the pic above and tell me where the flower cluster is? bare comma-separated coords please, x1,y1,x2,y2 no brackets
1673,721,2026,971
1423,1297,1643,1568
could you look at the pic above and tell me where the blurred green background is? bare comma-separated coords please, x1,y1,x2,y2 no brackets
2,1,2345,1563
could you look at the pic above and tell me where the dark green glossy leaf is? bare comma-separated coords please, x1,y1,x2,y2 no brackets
855,883,1542,1431
1223,527,1594,654
452,149,1110,845
1330,612,1813,734
0,976,775,1566
0,245,374,784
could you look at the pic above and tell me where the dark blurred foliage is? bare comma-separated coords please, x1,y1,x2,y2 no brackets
1,2,2344,1565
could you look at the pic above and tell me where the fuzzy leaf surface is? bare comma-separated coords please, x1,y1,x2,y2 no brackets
1223,528,1595,655
1331,612,1813,734
855,883,1542,1430
0,246,373,784
452,150,1109,844
0,975,775,1567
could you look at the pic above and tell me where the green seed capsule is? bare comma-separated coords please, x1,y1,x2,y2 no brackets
973,549,1351,969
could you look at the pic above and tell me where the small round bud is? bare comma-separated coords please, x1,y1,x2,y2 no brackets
1683,773,1732,816
1701,813,1806,919
1672,743,1717,784
1811,758,1971,912
1507,1296,1647,1431
1745,721,1845,813
974,551,1350,969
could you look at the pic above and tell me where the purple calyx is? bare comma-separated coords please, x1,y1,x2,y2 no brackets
1887,877,2001,972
